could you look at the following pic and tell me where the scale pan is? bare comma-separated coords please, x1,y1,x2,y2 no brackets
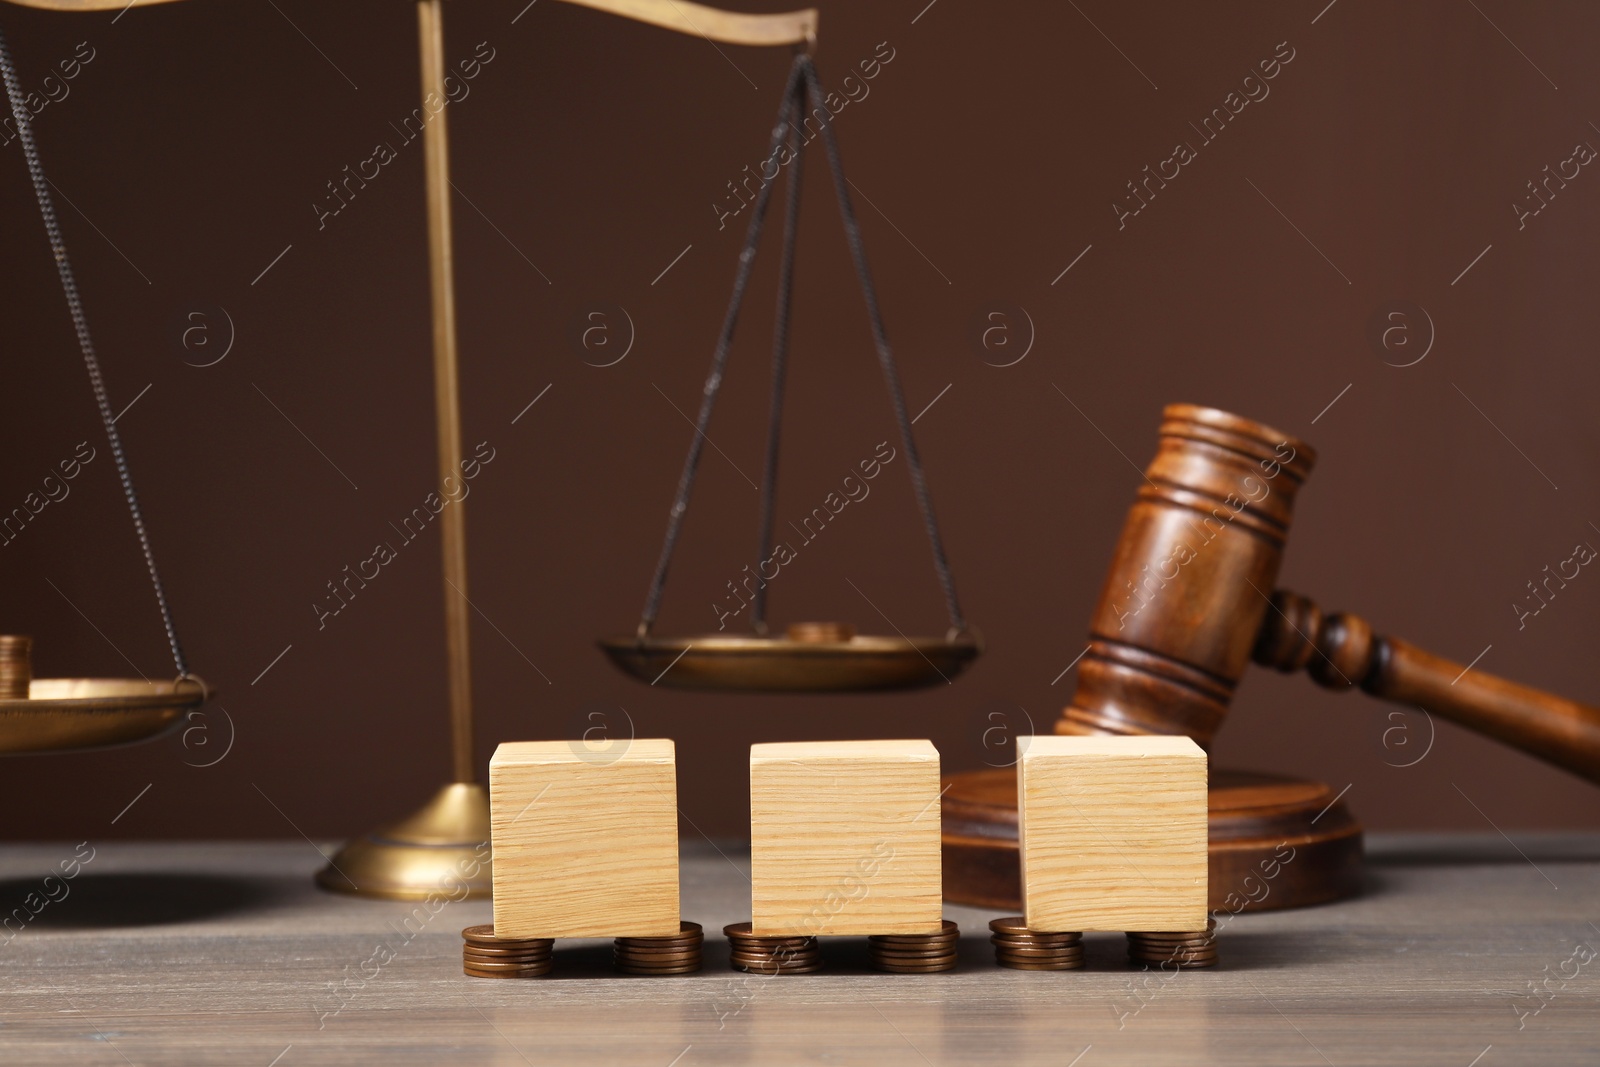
0,677,208,755
599,629,980,692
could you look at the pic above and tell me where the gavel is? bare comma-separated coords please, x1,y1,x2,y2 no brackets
1056,403,1600,784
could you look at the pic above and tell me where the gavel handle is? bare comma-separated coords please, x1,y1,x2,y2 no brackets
1254,590,1600,784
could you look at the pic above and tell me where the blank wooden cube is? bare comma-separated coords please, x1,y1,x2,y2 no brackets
489,738,679,938
1017,735,1207,932
750,739,942,936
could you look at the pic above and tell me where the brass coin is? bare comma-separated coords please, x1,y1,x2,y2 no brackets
617,962,703,974
993,942,1080,954
998,959,1085,971
464,947,556,966
1132,931,1214,939
731,961,823,975
728,949,820,963
994,945,1084,957
990,930,1080,943
728,944,818,958
615,952,703,966
1131,947,1217,961
462,955,552,969
464,961,554,975
462,937,554,952
874,961,958,973
992,935,1082,948
1132,953,1216,966
464,966,552,979
1129,940,1216,953
732,953,819,972
729,956,820,971
611,940,700,953
873,954,958,967
463,968,553,979
871,941,958,953
870,946,961,960
616,941,703,952
992,940,1081,953
730,941,818,952
997,956,1084,968
461,925,551,947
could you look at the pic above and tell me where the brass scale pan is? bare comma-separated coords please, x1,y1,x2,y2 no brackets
0,679,207,755
601,627,981,692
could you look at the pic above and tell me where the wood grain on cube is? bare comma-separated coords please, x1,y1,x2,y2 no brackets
1017,735,1207,932
750,739,943,936
490,738,680,938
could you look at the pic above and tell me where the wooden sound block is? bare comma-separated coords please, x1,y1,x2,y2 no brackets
750,740,944,936
1018,736,1208,932
489,739,681,938
942,765,1362,913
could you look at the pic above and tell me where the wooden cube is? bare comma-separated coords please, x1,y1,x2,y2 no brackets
489,738,680,938
749,739,943,936
1017,734,1207,932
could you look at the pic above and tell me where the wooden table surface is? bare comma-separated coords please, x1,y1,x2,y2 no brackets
2,835,1598,1065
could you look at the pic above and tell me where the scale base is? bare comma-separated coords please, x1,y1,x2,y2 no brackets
316,782,493,900
941,767,1364,912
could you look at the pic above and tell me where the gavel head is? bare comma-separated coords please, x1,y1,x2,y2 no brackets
1056,404,1317,747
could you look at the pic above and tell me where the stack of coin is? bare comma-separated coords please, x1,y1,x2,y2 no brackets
0,635,32,699
989,916,1084,970
615,920,703,975
1127,919,1218,969
723,922,822,974
461,924,554,979
868,919,960,973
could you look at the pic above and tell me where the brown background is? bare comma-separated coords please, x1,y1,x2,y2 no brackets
2,0,1598,841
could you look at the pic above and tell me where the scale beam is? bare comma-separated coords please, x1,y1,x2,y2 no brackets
2,0,819,48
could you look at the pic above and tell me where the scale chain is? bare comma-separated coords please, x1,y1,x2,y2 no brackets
798,58,966,635
637,57,806,637
639,54,967,638
0,25,189,678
